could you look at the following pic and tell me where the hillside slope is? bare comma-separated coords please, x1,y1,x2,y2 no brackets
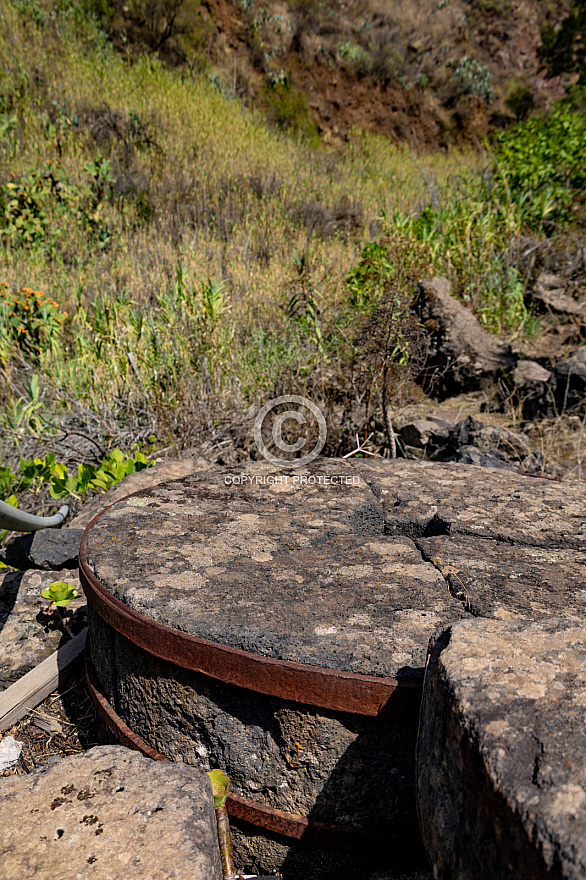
104,0,571,145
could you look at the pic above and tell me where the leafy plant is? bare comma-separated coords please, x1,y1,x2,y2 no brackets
207,768,229,808
0,374,48,435
491,103,586,227
0,449,152,505
452,56,494,103
263,81,320,144
0,283,68,358
504,82,535,120
41,580,79,639
1,171,49,245
206,770,235,880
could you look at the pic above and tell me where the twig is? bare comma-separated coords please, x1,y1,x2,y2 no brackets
577,409,586,483
215,804,236,880
342,433,382,459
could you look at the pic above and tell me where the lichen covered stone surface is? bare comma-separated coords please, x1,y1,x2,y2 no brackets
354,458,586,547
417,618,586,880
0,745,221,880
418,535,586,620
85,459,468,679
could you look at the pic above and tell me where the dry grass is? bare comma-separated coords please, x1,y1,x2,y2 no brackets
0,0,477,454
0,675,98,778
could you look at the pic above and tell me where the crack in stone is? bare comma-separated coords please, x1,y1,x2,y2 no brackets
413,537,478,617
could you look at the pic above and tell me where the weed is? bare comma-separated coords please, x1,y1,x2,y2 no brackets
504,81,535,120
0,449,152,511
262,81,320,144
0,284,68,359
491,103,586,228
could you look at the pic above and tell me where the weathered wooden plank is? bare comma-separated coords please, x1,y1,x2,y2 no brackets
0,628,87,732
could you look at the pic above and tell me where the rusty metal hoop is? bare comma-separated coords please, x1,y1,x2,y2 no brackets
85,651,389,847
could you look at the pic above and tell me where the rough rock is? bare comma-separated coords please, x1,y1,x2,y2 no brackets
0,745,221,880
85,459,463,679
86,459,473,877
90,614,425,880
353,458,586,548
452,444,517,469
397,417,454,458
418,535,586,620
0,569,85,691
448,415,538,470
417,618,586,880
68,457,213,530
414,277,516,397
553,346,586,413
396,413,547,472
512,359,554,419
84,458,586,877
449,415,531,459
531,271,585,317
0,529,84,571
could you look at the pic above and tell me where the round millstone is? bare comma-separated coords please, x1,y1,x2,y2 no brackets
84,458,586,880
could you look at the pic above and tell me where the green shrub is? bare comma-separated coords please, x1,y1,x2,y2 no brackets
0,448,152,506
0,283,68,358
491,103,586,227
452,56,494,104
263,82,320,145
504,82,535,120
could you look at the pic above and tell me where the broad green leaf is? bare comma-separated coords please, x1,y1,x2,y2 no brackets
207,769,229,808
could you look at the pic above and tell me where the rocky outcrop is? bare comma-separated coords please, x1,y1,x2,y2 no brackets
417,618,586,880
397,413,548,473
0,745,221,880
530,272,585,318
553,346,586,414
511,359,554,419
414,277,516,398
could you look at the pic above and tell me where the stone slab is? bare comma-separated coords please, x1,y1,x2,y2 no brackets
0,569,85,691
0,744,221,880
354,459,586,548
417,618,586,880
68,457,213,530
418,535,586,620
0,529,84,571
85,459,465,680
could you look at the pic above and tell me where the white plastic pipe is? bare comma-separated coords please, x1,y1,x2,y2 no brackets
0,499,69,531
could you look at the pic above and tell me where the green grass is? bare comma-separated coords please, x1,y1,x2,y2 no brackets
0,0,583,482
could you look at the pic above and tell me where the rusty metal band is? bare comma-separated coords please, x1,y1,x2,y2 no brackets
516,470,562,482
85,651,387,847
79,506,421,719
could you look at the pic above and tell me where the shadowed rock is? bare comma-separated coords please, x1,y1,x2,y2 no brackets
0,529,84,571
512,359,554,419
553,346,586,414
414,277,516,398
417,618,586,880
